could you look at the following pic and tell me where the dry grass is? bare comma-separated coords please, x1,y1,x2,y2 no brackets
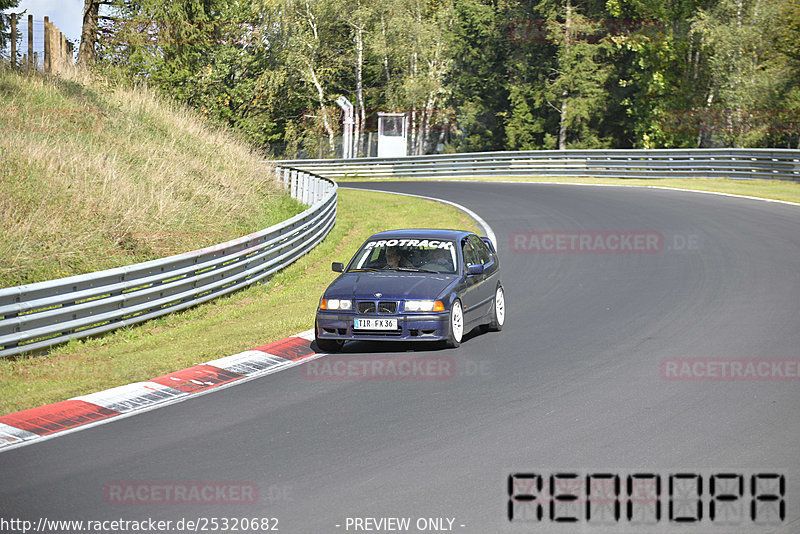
0,68,302,287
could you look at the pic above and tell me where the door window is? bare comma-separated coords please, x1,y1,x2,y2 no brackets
468,235,492,265
462,239,479,268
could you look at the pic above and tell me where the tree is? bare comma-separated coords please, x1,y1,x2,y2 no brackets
78,0,105,66
692,0,793,146
344,0,372,156
503,0,559,150
775,0,800,61
102,0,237,100
389,0,454,155
0,0,20,51
601,0,707,148
542,0,611,149
264,0,349,156
446,0,509,151
503,0,611,149
88,0,798,152
774,0,800,148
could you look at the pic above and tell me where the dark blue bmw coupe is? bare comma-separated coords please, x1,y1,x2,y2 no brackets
314,229,505,352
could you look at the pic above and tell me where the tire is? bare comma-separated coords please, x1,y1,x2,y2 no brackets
315,321,345,353
446,299,464,348
486,285,505,332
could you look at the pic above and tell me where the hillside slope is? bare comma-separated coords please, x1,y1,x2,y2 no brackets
0,69,302,287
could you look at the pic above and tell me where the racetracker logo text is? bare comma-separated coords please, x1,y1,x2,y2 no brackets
103,482,258,505
661,358,800,381
510,231,663,253
302,356,455,380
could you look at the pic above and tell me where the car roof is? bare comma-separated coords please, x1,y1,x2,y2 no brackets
366,229,476,241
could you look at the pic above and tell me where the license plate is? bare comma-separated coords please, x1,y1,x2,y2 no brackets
354,317,397,330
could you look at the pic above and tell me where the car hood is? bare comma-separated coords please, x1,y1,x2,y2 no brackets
325,272,457,300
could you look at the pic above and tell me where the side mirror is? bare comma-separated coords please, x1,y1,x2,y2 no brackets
467,264,484,275
332,262,344,272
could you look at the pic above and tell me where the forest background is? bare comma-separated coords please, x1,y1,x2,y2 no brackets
4,0,800,157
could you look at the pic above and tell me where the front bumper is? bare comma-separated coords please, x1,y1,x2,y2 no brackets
316,311,450,342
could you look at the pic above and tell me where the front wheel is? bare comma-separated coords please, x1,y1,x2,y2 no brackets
486,285,505,332
446,299,464,348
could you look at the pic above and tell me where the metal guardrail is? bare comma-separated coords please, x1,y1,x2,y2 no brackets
0,167,336,358
278,149,800,182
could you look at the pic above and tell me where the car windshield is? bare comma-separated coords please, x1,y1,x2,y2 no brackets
348,238,458,274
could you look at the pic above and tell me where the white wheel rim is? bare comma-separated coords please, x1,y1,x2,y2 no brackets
452,301,463,342
495,287,505,326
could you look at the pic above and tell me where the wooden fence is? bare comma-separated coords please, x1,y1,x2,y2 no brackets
5,13,74,74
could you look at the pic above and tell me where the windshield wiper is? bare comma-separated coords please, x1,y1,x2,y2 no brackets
348,268,380,272
392,267,437,273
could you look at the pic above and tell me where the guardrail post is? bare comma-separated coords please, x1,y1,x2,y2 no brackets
290,170,298,200
311,175,317,204
295,172,302,203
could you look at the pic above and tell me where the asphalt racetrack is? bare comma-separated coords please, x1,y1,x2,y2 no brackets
1,181,798,533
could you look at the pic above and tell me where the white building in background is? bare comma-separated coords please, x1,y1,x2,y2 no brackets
377,112,408,158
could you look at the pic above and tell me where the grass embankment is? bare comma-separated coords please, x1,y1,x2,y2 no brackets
0,189,479,414
0,68,303,287
338,176,800,204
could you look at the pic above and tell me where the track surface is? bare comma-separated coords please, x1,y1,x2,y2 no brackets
1,182,798,533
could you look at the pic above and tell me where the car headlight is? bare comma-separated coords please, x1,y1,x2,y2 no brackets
404,300,445,312
320,298,352,311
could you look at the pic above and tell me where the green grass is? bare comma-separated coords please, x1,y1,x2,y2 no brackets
0,68,303,287
0,189,479,415
336,175,800,204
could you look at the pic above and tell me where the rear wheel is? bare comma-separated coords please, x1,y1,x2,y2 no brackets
486,285,505,331
315,321,345,353
446,299,464,348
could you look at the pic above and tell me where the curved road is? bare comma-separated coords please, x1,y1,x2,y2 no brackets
1,181,798,533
